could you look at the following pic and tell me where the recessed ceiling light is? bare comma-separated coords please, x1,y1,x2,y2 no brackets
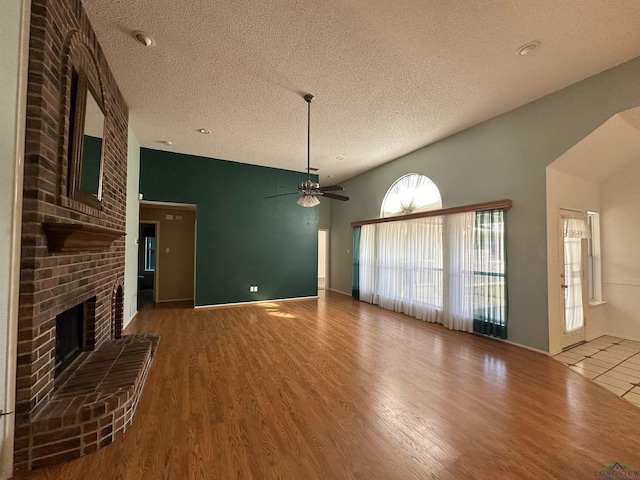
161,140,173,146
132,30,156,47
336,156,345,161
198,128,211,134
516,41,540,56
327,175,334,178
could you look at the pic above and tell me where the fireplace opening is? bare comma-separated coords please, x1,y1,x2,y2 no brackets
55,302,85,376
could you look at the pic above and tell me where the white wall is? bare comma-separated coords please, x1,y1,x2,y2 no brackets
318,230,327,279
124,128,141,329
546,168,601,354
0,0,29,477
599,159,640,341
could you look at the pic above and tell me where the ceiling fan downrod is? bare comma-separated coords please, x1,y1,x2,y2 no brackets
304,93,314,184
265,93,349,205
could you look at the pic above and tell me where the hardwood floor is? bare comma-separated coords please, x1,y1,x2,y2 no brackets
13,290,640,479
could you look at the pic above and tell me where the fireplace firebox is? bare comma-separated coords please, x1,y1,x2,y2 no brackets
55,302,85,376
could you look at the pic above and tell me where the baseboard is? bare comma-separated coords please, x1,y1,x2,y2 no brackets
123,310,138,332
495,337,550,356
156,298,194,303
329,288,351,297
194,295,319,309
606,332,640,343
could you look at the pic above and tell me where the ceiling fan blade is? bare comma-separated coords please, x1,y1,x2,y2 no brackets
265,192,299,199
320,192,349,201
319,185,345,192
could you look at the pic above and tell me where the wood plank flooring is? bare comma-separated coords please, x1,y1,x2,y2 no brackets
12,290,640,479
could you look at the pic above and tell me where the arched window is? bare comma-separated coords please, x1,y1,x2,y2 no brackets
380,174,442,217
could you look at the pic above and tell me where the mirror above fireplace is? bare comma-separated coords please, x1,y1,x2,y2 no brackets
67,68,106,211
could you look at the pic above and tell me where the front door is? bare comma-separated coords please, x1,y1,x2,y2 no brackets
560,209,588,349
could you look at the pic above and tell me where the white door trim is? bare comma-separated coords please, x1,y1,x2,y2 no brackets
1,0,30,477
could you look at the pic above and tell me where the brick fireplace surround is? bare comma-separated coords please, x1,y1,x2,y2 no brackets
15,0,158,471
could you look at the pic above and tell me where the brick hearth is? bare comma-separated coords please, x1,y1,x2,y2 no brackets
19,335,159,470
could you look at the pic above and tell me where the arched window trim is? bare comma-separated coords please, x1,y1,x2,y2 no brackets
380,173,442,218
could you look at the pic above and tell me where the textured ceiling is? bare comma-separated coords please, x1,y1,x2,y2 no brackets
81,0,640,183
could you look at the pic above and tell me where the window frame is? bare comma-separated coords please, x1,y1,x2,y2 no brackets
380,173,442,218
586,211,603,303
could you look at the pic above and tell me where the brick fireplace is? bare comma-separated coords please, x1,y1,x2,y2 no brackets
15,0,157,471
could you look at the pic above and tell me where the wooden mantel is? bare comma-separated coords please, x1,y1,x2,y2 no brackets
42,223,125,253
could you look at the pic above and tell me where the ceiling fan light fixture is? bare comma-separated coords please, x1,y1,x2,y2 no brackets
297,194,320,207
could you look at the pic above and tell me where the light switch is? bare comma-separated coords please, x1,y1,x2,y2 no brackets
165,214,174,220
165,247,170,253
176,215,183,220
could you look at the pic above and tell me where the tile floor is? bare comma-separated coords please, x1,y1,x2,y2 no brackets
553,335,640,407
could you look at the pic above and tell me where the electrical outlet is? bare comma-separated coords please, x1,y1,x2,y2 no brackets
249,285,258,292
254,285,258,292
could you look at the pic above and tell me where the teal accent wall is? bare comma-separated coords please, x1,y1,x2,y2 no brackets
330,56,640,352
139,149,318,306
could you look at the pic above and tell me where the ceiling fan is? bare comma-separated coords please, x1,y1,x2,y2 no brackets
267,94,349,207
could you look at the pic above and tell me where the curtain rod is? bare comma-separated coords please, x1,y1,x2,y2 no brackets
350,199,512,227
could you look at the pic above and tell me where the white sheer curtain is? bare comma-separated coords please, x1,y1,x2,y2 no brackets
563,217,589,333
359,213,476,332
359,217,443,324
359,225,377,304
442,212,475,332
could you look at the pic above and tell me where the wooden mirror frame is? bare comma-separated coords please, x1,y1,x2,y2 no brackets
67,67,106,211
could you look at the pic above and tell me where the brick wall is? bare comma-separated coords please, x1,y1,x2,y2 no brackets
16,0,131,471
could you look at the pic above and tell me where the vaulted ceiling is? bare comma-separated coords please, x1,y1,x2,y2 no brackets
82,0,640,183
550,106,640,183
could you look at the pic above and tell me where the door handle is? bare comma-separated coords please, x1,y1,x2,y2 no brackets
561,284,568,289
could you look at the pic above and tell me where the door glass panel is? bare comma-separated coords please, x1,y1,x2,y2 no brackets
563,229,584,333
562,218,589,333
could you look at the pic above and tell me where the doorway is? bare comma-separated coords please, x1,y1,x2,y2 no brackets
318,229,328,290
559,209,588,349
139,202,197,305
137,222,157,309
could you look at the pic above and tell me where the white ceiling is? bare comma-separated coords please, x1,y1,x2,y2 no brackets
81,0,640,184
